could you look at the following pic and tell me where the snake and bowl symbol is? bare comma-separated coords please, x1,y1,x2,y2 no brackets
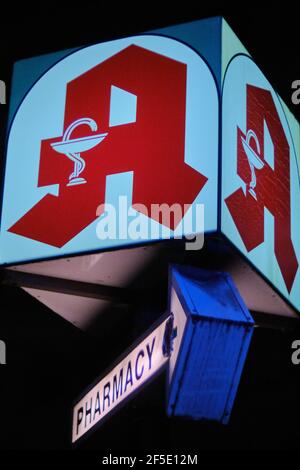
241,129,265,200
51,117,108,186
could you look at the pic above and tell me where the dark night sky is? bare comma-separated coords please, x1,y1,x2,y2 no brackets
0,2,300,455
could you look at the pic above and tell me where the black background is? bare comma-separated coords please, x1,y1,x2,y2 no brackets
0,2,300,455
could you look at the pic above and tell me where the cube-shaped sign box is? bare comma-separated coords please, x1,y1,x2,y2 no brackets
167,265,254,423
1,17,299,318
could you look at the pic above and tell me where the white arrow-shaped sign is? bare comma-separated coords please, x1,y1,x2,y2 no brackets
72,305,187,444
72,265,253,444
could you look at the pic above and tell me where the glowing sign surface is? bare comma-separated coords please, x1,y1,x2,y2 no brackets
0,34,218,264
222,54,300,312
72,312,184,443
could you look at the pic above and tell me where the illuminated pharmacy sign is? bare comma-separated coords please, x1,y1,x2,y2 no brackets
72,266,253,444
72,312,182,443
222,54,300,314
0,34,218,265
1,18,299,314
